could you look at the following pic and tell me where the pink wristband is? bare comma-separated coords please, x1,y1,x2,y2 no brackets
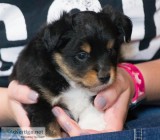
118,63,145,106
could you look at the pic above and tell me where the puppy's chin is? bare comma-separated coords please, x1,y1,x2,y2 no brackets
88,84,110,95
89,78,114,94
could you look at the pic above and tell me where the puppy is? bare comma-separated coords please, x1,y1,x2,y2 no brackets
10,5,132,138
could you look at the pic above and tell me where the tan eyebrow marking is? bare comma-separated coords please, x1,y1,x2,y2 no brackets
106,40,115,49
81,43,91,53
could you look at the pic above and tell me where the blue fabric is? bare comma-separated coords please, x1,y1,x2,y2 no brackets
126,105,160,129
62,127,160,140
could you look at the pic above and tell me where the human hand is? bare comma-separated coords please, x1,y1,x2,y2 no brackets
93,67,135,131
52,67,135,136
7,80,39,139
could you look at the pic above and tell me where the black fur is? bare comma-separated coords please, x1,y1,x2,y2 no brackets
10,6,132,137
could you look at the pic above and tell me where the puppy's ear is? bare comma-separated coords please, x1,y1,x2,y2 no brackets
101,5,132,42
42,12,72,51
42,28,60,51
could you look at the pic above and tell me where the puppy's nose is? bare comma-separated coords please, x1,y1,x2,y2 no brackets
99,75,110,84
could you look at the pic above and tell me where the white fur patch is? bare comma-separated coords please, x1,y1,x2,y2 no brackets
52,83,106,131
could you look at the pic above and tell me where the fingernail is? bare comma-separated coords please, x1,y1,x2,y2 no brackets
52,107,61,117
28,91,39,102
95,96,106,109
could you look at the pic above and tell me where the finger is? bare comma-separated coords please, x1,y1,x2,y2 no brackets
52,107,82,137
80,129,99,135
10,100,30,127
61,132,69,138
8,80,39,104
52,107,104,136
94,78,124,111
94,68,130,111
103,89,131,132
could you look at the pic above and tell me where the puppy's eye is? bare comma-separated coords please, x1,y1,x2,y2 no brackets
75,52,89,62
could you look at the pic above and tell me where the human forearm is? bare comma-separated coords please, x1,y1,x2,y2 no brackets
136,59,160,103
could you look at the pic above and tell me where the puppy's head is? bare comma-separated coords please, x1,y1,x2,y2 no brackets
43,6,132,93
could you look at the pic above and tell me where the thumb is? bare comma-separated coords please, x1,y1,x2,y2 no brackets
94,70,128,110
94,81,123,110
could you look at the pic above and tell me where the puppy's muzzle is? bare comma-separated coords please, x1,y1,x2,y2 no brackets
97,65,111,84
98,74,110,84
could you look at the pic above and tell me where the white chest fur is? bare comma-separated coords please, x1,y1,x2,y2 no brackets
57,85,107,131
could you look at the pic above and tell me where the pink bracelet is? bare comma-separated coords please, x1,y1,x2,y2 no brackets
118,63,145,106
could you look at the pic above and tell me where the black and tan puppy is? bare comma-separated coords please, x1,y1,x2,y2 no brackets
10,6,132,138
